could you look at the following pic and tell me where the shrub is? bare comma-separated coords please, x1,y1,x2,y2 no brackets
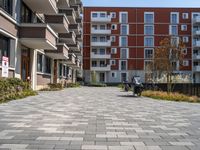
0,78,37,103
48,83,63,90
118,83,125,89
142,90,200,103
66,82,80,88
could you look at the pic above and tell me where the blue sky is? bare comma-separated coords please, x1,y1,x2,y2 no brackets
82,0,200,7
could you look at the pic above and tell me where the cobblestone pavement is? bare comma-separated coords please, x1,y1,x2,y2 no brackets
0,87,200,150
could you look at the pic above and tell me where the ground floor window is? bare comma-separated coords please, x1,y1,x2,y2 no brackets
59,63,62,77
37,53,43,72
0,35,10,65
44,56,51,74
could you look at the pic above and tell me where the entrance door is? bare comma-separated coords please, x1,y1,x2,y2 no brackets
99,73,105,82
121,73,127,82
21,49,30,81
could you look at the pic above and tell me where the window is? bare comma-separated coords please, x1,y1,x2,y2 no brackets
111,72,117,78
100,13,106,18
21,2,33,23
92,36,97,42
183,36,189,43
145,48,153,59
181,25,187,31
110,60,116,65
144,25,154,35
120,48,128,59
100,61,105,67
120,60,127,70
37,53,43,72
111,36,116,42
92,13,98,18
63,65,66,77
182,48,187,55
100,25,106,30
99,48,105,55
120,36,127,47
111,24,117,30
144,12,154,24
0,0,12,15
59,63,62,76
44,56,51,74
92,25,98,30
144,37,154,47
111,12,116,18
121,24,128,35
111,48,117,54
100,36,106,42
183,60,189,66
92,48,97,54
0,35,10,65
171,12,179,24
171,37,179,46
92,61,97,67
121,73,127,82
120,12,128,23
182,13,189,19
170,25,178,35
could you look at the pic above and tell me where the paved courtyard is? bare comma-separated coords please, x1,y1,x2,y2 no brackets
0,87,200,150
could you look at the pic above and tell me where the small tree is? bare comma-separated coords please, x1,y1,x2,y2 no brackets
153,37,185,93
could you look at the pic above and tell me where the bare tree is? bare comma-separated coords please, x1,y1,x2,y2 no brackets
153,37,186,93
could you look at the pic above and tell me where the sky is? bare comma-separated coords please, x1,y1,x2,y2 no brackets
82,0,200,8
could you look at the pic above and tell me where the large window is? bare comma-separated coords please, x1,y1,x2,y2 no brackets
144,37,154,47
171,12,179,24
0,0,12,15
121,24,128,35
21,2,32,23
120,60,127,70
37,53,43,72
170,25,178,35
120,12,128,23
44,56,51,74
120,48,128,59
145,48,153,59
144,25,154,35
0,35,10,65
120,36,127,47
144,12,154,24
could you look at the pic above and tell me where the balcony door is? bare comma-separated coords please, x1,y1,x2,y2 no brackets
99,73,105,83
21,49,30,81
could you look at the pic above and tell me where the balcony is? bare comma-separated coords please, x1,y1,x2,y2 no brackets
193,17,200,24
59,9,76,24
193,54,200,59
194,30,200,36
91,16,111,23
91,28,111,34
91,65,111,71
69,24,81,35
23,0,57,14
19,23,57,50
193,41,200,47
45,14,69,33
91,40,111,47
66,53,76,66
91,52,111,59
76,17,83,27
76,34,82,41
68,42,81,52
59,32,76,44
70,5,81,17
57,0,70,9
193,66,200,72
45,43,69,60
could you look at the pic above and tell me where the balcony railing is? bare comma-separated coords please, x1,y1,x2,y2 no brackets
194,30,200,35
193,16,200,24
91,65,111,71
193,66,200,72
193,54,200,59
91,28,111,34
91,52,111,59
91,15,111,22
193,41,200,47
91,40,111,47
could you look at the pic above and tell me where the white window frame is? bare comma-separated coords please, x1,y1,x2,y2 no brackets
111,36,116,42
120,72,128,82
183,60,189,66
182,13,189,19
183,36,189,43
120,24,129,35
111,48,117,54
170,12,179,24
144,12,154,24
119,60,127,71
120,48,129,59
181,25,187,31
144,48,154,59
120,36,128,47
111,24,117,30
111,72,117,78
169,25,178,35
111,12,116,18
182,48,187,55
110,60,116,66
144,36,154,47
144,25,154,35
119,12,128,23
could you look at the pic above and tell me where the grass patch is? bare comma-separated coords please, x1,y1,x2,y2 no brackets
87,82,107,87
142,90,200,103
40,83,63,91
66,82,80,88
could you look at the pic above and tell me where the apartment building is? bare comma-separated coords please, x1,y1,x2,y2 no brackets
83,7,200,83
0,0,83,90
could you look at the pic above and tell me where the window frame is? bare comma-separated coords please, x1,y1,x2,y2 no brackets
144,12,154,24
